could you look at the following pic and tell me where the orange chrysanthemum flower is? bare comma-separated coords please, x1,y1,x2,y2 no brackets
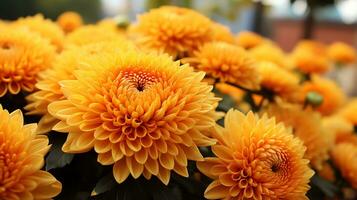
291,40,329,74
331,143,357,189
25,40,135,134
183,42,260,90
0,27,56,97
318,162,335,182
47,50,222,185
257,61,300,101
301,75,345,115
322,115,355,145
0,105,61,200
236,31,264,49
197,110,314,200
14,14,65,50
57,11,83,33
211,23,235,44
129,6,213,58
215,83,245,103
250,43,292,69
265,103,333,170
338,99,357,125
65,25,125,47
328,42,356,65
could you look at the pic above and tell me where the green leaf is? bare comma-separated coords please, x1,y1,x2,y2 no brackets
311,174,338,198
45,135,74,171
91,173,117,196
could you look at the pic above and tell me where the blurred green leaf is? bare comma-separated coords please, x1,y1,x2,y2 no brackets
92,173,117,196
311,174,339,198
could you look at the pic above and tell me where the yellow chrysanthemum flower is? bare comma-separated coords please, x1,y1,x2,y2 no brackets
65,25,125,47
47,50,222,185
250,43,292,69
57,11,83,33
0,105,61,200
236,31,264,49
265,103,333,170
291,40,329,74
14,14,65,50
129,6,213,58
197,110,313,200
0,27,56,97
215,83,245,103
257,61,300,101
328,42,356,65
25,40,135,134
211,23,235,44
331,143,357,189
338,99,357,125
183,41,260,90
301,75,345,115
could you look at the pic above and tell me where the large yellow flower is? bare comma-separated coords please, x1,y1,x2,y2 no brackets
301,75,345,115
328,42,356,65
14,14,65,50
0,105,61,200
338,99,357,125
236,31,264,49
265,103,333,170
47,50,222,185
26,40,135,134
249,43,292,69
57,11,83,33
129,6,213,58
183,41,260,90
197,110,313,200
291,40,329,74
65,25,126,47
257,61,300,101
0,26,56,97
331,143,357,189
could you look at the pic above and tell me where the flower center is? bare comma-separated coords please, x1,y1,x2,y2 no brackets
122,70,158,92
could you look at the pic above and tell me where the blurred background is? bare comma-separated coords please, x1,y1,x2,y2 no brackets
1,0,357,94
1,0,357,51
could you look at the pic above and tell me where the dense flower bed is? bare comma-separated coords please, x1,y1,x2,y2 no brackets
1,6,357,200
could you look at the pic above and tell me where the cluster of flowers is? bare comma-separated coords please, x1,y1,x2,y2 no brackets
1,6,357,200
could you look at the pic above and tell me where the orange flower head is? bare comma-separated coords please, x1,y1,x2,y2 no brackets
328,42,356,65
197,110,314,199
65,25,126,47
236,31,264,49
47,50,222,185
331,143,357,189
215,83,245,103
0,26,56,97
211,22,235,44
323,115,354,144
14,14,65,50
184,41,260,90
338,98,357,125
265,103,334,170
129,6,213,58
257,61,300,101
0,105,61,200
250,43,292,69
291,40,329,74
301,75,345,115
57,11,83,33
25,40,135,134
